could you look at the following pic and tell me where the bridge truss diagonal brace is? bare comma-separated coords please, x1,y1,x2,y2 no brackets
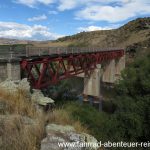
20,50,124,89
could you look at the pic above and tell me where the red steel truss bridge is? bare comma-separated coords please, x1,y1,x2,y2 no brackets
17,47,125,89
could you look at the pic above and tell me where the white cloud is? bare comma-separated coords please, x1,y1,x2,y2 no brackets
0,21,63,40
13,0,150,23
28,14,47,21
78,24,120,32
48,10,58,15
75,0,150,23
14,0,55,7
58,0,79,11
78,26,111,32
14,0,127,10
57,0,132,11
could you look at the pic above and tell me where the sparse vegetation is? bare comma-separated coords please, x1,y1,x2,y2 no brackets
0,115,44,150
0,85,45,150
0,88,36,116
47,108,89,134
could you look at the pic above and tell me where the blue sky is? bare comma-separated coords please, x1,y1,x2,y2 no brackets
0,0,150,40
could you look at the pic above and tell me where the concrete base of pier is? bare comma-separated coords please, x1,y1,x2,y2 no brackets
0,58,21,82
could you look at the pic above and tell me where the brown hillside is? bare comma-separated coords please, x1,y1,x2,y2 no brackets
49,17,150,48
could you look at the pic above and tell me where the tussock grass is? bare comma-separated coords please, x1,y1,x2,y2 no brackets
0,88,36,117
0,115,45,150
47,109,72,125
47,108,89,134
0,87,45,150
1,116,35,150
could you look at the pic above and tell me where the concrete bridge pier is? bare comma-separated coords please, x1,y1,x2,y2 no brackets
115,55,125,80
83,64,102,106
102,55,125,83
83,64,101,99
0,58,21,82
102,59,116,83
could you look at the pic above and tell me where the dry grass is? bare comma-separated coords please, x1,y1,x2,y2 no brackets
0,88,36,117
47,108,89,134
0,87,46,150
32,41,71,47
47,109,72,125
0,115,45,150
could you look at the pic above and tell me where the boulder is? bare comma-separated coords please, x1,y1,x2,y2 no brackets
0,79,18,93
18,78,31,96
31,89,54,106
41,124,98,150
0,78,30,96
46,124,76,134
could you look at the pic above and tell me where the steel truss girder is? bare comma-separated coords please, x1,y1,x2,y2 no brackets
20,50,124,89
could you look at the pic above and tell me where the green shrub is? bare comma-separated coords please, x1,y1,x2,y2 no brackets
61,54,150,147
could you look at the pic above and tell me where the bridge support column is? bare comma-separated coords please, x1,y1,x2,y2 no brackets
83,64,101,101
7,59,21,80
0,58,21,82
102,59,115,83
0,61,7,82
115,55,125,80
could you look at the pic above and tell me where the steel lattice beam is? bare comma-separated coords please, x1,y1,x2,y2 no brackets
20,50,124,89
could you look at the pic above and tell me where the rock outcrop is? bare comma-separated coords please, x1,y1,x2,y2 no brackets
31,89,54,106
0,78,54,108
41,124,98,150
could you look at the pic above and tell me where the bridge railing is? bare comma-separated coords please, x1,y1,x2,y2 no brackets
0,51,26,59
25,46,124,56
0,46,124,58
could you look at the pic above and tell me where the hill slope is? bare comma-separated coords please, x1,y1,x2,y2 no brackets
51,17,150,48
0,38,29,45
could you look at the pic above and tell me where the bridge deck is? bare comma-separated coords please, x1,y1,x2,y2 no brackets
0,46,124,59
